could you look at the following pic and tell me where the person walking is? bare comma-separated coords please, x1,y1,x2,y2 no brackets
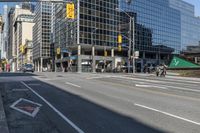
155,65,160,77
163,64,167,76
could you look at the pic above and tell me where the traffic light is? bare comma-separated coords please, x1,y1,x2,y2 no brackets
104,50,107,57
118,34,122,44
66,3,75,19
118,44,122,52
57,47,61,55
118,34,122,52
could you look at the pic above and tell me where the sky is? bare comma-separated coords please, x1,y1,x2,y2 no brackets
0,0,200,16
183,0,200,16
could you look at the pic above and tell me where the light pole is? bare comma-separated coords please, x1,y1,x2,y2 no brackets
91,28,98,73
116,8,135,73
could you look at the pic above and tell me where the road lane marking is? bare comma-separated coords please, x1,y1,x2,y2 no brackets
86,75,125,80
135,84,168,89
10,98,42,118
120,76,200,84
134,103,200,126
65,82,81,88
97,79,200,102
110,76,200,93
21,81,85,133
101,75,200,87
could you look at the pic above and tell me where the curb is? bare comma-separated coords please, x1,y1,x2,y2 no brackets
0,89,9,133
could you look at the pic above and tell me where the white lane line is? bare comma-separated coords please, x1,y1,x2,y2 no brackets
87,75,125,80
111,76,200,93
135,84,168,89
21,81,85,133
134,103,200,126
160,84,200,93
120,76,200,84
65,82,81,88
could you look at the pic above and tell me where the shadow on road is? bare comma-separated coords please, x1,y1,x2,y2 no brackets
0,72,37,77
19,79,167,133
0,72,167,133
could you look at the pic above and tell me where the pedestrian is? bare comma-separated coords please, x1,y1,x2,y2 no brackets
160,64,165,77
163,64,167,76
6,64,10,72
155,65,160,77
143,64,147,73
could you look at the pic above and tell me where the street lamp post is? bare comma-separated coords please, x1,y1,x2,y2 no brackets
116,8,135,73
91,28,98,73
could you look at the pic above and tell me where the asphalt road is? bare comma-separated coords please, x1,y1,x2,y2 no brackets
0,72,200,133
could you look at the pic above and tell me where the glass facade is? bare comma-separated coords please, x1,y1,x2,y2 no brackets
120,0,181,54
33,2,53,60
55,0,181,54
79,0,119,47
54,2,78,50
169,0,200,50
54,0,119,49
53,0,200,72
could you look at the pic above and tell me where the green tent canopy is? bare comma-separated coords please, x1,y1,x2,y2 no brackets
169,56,200,68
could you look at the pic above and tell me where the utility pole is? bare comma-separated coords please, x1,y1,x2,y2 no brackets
132,17,135,73
128,17,131,73
91,28,97,73
116,8,135,74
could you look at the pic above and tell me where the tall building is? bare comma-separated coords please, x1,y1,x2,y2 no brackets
8,7,14,62
52,0,200,73
24,40,33,64
53,0,177,73
33,2,54,72
2,5,9,59
119,0,181,69
9,5,33,71
14,14,34,69
169,0,200,50
0,15,3,59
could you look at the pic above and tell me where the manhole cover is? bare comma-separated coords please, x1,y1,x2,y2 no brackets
10,98,42,117
57,75,63,77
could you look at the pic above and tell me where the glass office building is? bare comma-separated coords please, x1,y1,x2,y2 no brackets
53,0,199,72
33,2,54,71
120,0,181,53
169,0,200,50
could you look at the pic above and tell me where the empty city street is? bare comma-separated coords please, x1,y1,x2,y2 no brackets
0,72,200,133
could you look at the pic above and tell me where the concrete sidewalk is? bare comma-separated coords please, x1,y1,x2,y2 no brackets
0,88,9,133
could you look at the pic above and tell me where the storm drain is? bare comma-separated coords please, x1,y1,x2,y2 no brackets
10,98,42,118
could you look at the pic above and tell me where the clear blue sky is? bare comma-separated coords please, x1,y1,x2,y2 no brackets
0,0,200,16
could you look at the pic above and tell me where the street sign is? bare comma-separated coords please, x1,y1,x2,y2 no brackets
66,3,75,19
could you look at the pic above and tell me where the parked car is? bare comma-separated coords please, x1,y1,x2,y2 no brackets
22,64,34,73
